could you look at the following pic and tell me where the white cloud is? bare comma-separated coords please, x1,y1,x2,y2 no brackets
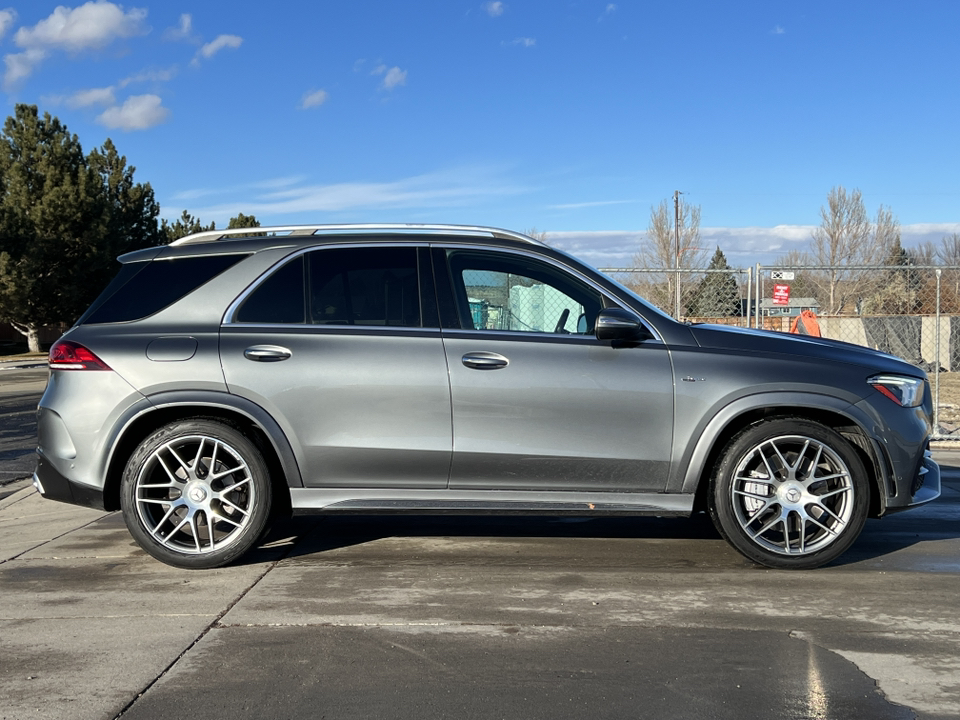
187,167,527,220
300,89,329,109
3,2,147,88
97,94,170,131
382,66,407,90
546,223,960,270
772,25,786,35
549,199,633,210
3,49,44,89
66,86,116,108
507,37,535,47
598,4,616,21
547,226,819,270
14,1,147,53
371,63,407,90
196,33,242,61
119,67,176,87
164,13,197,42
169,176,308,203
483,2,505,17
0,8,16,41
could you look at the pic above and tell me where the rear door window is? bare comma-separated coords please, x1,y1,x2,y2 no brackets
234,247,422,327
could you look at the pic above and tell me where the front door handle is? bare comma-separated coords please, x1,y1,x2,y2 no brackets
461,351,508,370
244,345,292,362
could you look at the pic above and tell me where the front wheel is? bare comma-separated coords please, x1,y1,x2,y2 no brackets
120,419,272,569
708,418,870,570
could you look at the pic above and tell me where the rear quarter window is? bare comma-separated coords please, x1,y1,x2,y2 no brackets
80,254,247,325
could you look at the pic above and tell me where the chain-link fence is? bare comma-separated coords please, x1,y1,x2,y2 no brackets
463,269,588,334
602,264,960,441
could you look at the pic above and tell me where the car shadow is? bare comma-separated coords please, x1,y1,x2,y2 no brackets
254,511,727,565
242,476,960,570
828,480,960,567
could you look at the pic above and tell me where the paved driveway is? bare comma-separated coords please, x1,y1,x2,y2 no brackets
2,366,959,720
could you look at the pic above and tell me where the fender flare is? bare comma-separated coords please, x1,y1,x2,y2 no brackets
106,390,305,489
676,391,891,511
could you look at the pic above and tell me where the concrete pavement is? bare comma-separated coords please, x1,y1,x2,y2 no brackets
1,468,959,720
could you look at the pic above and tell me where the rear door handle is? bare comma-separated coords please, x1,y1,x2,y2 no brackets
244,345,292,362
461,351,508,370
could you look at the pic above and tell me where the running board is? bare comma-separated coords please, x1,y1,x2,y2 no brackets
289,488,694,517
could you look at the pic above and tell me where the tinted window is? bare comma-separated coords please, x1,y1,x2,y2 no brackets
447,251,602,335
82,254,247,324
234,247,421,327
309,247,420,327
236,255,306,324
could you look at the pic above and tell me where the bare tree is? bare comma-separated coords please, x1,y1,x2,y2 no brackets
810,186,889,314
936,233,960,310
776,249,813,266
912,240,937,266
634,198,706,315
937,233,960,266
771,249,820,309
873,204,901,255
522,227,549,244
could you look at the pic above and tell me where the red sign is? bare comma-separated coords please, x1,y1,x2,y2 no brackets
773,284,790,306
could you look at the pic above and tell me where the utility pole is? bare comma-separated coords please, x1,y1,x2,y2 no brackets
674,190,683,318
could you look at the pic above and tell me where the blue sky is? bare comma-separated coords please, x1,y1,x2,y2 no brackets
1,1,958,268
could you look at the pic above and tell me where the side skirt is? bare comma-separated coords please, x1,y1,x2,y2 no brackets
290,488,694,517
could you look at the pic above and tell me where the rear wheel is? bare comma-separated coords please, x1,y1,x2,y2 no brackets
120,419,272,569
708,418,869,569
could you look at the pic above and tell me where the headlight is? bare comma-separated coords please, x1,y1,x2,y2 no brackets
868,375,926,407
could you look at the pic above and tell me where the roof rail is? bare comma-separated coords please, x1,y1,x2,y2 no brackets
168,223,544,247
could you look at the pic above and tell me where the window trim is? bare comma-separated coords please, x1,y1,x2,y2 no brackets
222,242,433,329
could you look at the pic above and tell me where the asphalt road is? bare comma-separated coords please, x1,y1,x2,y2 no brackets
0,365,46,489
1,366,959,720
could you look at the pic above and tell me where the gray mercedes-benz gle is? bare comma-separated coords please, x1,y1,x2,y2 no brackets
34,224,940,569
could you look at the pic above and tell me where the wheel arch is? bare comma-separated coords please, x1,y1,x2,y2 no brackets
683,393,891,519
102,391,303,513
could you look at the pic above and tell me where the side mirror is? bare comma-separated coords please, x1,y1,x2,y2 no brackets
595,308,649,342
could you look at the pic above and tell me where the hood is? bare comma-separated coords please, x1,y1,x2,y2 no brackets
689,323,926,378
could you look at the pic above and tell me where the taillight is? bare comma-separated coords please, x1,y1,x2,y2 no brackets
48,340,112,371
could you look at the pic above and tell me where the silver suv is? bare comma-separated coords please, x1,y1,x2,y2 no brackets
35,224,940,570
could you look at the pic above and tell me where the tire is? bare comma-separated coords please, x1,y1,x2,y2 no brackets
708,418,869,570
120,419,273,569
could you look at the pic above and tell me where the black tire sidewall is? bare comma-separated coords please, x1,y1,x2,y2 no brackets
709,418,870,570
120,419,273,569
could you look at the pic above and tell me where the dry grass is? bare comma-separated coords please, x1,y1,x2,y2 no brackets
934,372,960,429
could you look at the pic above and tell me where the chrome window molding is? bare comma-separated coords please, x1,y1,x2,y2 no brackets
220,324,443,337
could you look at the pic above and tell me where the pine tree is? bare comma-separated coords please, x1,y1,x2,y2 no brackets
160,210,216,243
688,247,740,318
0,105,161,352
227,213,260,229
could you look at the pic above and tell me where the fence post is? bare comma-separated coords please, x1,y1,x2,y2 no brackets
674,267,680,320
745,266,752,328
754,263,762,329
936,268,942,434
